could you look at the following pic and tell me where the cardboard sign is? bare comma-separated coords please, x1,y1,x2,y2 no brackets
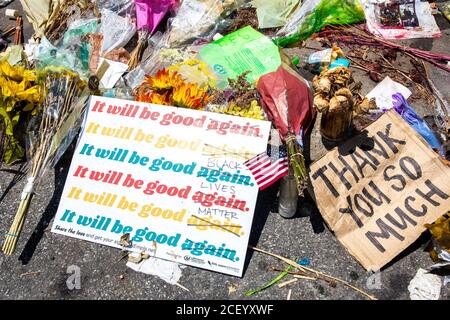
52,96,271,277
309,110,450,271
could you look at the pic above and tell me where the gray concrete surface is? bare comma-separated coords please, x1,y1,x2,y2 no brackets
0,1,449,300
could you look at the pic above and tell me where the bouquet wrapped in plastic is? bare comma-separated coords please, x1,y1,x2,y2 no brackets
128,0,178,69
2,67,88,255
257,62,316,195
0,60,40,165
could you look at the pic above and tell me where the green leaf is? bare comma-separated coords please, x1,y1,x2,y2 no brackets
0,106,13,135
3,135,25,164
245,265,295,296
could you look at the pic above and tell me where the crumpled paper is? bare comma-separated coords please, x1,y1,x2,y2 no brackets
408,268,442,300
126,253,184,285
366,76,411,111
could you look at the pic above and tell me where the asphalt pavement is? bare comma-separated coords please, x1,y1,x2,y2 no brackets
0,1,449,300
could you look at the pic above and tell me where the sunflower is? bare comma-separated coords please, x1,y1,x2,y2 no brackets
136,90,171,106
0,60,36,84
141,69,184,92
0,61,41,164
171,82,210,110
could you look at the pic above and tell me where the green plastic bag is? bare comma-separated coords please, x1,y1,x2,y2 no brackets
198,26,281,88
274,0,365,47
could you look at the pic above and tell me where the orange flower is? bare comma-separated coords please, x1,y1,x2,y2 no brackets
136,90,171,105
171,82,210,110
141,69,183,92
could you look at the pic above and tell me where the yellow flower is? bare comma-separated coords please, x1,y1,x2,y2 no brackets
0,60,36,83
219,100,265,120
172,82,210,110
16,86,40,104
141,69,184,92
168,59,216,88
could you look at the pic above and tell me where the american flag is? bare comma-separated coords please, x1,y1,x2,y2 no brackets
244,144,289,190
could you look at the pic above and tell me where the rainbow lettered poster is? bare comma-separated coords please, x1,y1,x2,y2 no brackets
52,96,271,276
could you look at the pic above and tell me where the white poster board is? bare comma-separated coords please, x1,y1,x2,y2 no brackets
52,96,271,276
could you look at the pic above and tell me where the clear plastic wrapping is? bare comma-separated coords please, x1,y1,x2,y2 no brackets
100,8,136,54
166,0,238,47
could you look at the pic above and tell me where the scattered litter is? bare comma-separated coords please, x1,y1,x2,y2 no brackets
97,58,129,89
250,246,377,300
126,252,184,286
20,271,41,277
366,76,411,111
278,278,298,288
287,288,292,300
408,268,442,300
293,275,316,281
228,283,238,295
361,0,441,40
1,0,449,301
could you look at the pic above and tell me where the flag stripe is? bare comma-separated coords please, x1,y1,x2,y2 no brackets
244,152,265,166
254,159,288,180
259,168,289,190
246,154,270,170
244,145,289,190
250,159,276,176
255,162,289,183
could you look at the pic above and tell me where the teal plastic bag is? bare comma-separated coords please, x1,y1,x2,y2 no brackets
274,0,365,47
36,19,98,80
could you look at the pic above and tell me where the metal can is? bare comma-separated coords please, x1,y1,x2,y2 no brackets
278,170,298,219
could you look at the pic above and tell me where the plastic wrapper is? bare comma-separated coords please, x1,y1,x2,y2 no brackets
128,0,178,70
35,18,99,80
140,41,199,79
135,0,177,34
438,1,450,22
167,58,217,88
274,0,365,47
166,0,237,47
94,0,134,15
257,61,316,194
100,8,136,54
0,60,40,165
386,93,441,151
2,66,88,255
251,0,300,29
360,0,441,40
258,62,315,142
199,26,281,88
426,214,450,263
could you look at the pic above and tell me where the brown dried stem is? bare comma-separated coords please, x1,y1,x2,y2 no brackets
250,246,378,300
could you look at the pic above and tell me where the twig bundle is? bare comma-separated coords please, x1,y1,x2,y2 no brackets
128,29,149,70
14,16,23,45
2,68,85,255
250,246,377,300
318,25,450,72
45,0,99,43
286,134,307,195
